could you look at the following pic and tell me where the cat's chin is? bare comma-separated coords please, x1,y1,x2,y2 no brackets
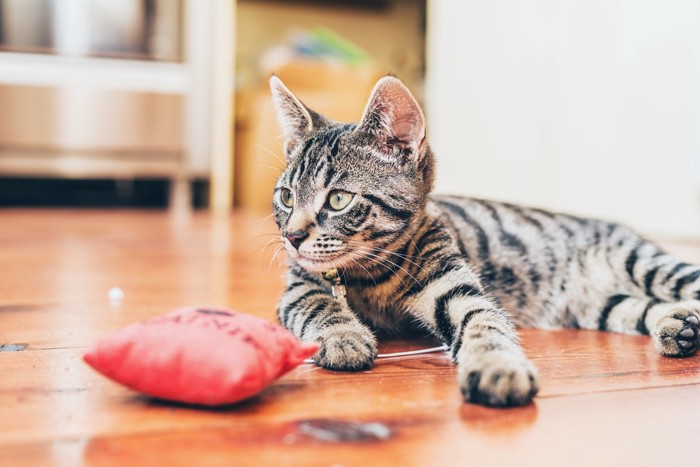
293,253,351,273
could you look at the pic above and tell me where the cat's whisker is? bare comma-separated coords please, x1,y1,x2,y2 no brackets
245,232,282,243
245,214,280,246
346,250,401,288
347,239,423,261
346,240,426,276
344,250,378,288
345,239,424,264
362,255,411,289
403,227,422,255
248,218,276,239
249,239,284,260
244,232,283,251
253,163,285,174
266,245,279,269
253,143,286,166
269,244,288,270
247,243,280,260
346,246,420,288
249,112,286,149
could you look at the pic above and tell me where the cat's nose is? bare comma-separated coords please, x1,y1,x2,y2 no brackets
284,230,309,250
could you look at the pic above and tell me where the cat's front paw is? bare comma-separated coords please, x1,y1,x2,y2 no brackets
314,323,377,371
654,305,699,357
458,351,539,407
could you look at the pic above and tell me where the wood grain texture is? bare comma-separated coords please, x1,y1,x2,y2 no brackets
1,210,699,467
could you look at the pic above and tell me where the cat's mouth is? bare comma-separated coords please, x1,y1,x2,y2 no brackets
292,250,351,272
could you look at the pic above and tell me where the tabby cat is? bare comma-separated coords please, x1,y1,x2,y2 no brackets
270,75,700,407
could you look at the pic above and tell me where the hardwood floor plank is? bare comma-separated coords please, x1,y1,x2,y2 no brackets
2,210,700,467
2,384,698,467
2,330,698,448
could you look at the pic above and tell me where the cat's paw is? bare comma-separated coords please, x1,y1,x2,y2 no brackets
313,323,377,371
458,351,539,407
654,306,699,357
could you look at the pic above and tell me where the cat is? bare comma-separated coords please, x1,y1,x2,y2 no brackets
269,75,700,407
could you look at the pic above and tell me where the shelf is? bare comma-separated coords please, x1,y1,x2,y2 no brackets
0,148,184,179
0,52,191,94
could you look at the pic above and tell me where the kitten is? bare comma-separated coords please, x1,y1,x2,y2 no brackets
270,75,700,407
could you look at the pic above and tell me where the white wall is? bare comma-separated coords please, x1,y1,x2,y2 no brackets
426,0,700,238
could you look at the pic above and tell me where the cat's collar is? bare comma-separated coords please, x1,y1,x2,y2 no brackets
321,268,341,284
321,268,347,303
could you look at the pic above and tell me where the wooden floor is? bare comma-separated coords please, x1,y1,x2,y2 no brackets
1,209,700,467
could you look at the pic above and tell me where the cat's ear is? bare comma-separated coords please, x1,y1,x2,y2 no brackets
270,76,326,159
356,76,426,164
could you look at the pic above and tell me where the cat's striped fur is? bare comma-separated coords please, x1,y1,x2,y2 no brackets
270,76,700,407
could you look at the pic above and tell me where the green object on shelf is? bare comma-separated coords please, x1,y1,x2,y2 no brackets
310,26,370,67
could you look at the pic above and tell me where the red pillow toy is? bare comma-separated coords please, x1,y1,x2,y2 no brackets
83,307,318,406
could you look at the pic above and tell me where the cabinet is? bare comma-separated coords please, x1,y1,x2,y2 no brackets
0,0,234,213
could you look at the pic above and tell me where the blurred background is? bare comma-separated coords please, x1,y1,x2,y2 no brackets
0,0,698,237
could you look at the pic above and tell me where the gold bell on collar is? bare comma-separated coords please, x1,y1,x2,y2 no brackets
322,268,346,302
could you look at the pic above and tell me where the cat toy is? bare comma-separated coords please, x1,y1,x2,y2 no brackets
84,307,318,406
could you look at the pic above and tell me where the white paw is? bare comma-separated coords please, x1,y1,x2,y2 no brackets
313,323,377,371
654,305,699,357
458,351,538,407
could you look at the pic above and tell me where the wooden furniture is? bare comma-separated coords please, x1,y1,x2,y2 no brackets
0,1,234,214
1,209,699,466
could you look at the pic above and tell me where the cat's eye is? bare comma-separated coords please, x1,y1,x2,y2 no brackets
280,188,295,208
327,190,354,211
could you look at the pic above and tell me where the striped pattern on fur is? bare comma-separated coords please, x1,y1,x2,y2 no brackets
269,76,700,408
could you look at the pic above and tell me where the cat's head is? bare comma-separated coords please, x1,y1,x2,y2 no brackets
270,75,434,273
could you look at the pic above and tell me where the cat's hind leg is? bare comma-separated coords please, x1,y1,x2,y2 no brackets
597,230,700,355
621,237,700,303
598,294,699,357
650,303,699,357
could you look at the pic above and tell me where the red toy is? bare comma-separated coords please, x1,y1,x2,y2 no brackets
83,307,318,406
